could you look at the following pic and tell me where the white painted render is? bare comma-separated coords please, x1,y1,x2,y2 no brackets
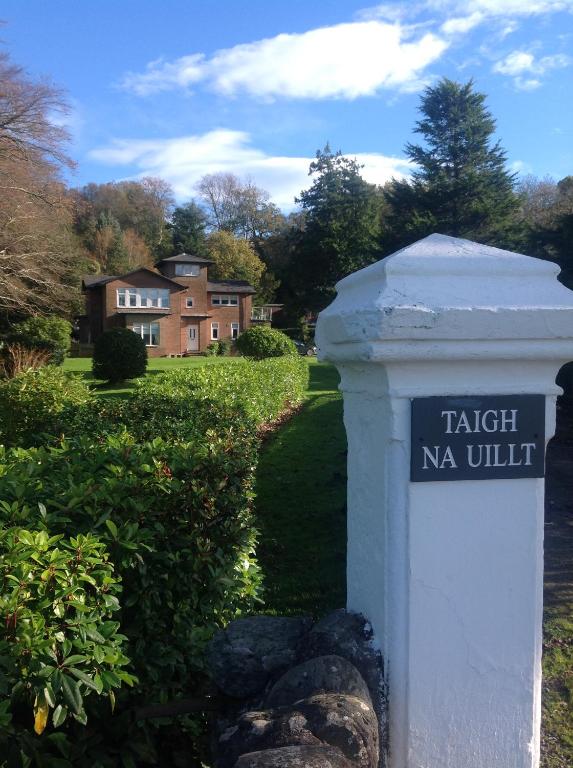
316,234,573,768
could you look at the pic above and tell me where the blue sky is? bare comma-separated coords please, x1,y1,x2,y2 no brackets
4,0,573,209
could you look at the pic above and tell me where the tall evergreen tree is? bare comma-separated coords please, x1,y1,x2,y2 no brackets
170,201,208,256
288,145,381,313
384,79,519,250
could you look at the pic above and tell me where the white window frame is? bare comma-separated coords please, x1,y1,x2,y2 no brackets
132,322,160,347
117,288,170,309
175,264,200,277
211,322,219,340
211,294,238,307
185,296,194,308
231,322,240,340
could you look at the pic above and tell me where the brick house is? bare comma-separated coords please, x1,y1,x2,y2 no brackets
79,254,255,356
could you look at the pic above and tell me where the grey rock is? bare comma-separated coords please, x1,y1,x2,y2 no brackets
302,611,382,702
234,745,356,768
266,655,372,709
209,616,312,698
218,694,378,768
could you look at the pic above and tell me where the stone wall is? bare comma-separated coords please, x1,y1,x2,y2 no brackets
208,610,386,768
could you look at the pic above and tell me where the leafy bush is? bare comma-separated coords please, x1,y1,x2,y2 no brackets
62,357,308,445
0,525,130,762
235,325,297,360
92,328,147,383
0,366,91,447
203,339,233,357
0,432,261,695
8,316,72,365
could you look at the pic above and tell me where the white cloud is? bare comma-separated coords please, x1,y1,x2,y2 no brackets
89,129,412,210
427,0,573,15
440,12,484,35
493,49,571,88
120,20,449,99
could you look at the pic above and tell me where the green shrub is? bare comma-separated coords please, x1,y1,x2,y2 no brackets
0,525,130,759
0,366,91,447
218,338,233,356
92,328,147,383
235,326,297,360
63,357,308,444
7,316,72,365
0,432,261,695
203,341,220,356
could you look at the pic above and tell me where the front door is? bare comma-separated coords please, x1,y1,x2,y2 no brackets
188,324,199,351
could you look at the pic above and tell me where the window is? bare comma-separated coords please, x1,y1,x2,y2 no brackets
117,288,170,309
186,297,194,308
211,322,219,340
231,322,240,340
212,294,238,306
175,264,200,277
132,322,160,346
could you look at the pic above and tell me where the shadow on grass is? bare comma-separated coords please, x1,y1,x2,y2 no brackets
255,375,347,618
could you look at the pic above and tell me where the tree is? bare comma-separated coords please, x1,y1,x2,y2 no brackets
0,50,82,320
77,177,175,256
170,201,208,255
286,145,381,313
206,230,266,289
384,79,519,250
196,172,284,239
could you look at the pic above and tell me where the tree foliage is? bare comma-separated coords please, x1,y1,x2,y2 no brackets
206,230,266,289
286,145,381,313
170,200,208,256
384,79,519,249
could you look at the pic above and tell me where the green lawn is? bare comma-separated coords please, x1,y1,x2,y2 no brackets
254,361,347,617
62,355,242,396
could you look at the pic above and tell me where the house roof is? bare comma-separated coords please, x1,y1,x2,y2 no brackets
82,267,186,291
82,275,117,289
157,253,213,264
208,279,256,294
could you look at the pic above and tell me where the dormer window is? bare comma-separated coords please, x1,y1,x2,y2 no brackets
175,264,200,277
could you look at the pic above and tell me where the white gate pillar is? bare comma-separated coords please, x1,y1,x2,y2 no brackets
316,234,573,768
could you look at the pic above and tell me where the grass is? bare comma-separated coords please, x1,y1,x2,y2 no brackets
254,360,347,617
541,406,573,767
62,355,242,396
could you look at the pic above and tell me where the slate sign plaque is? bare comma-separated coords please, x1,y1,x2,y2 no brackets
411,395,545,482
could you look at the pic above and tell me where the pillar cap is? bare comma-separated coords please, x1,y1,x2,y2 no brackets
316,234,573,363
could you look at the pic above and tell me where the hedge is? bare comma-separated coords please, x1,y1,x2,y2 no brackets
0,357,308,763
62,355,308,444
0,366,91,448
0,432,261,763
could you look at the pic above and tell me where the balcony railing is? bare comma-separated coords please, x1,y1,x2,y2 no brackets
251,307,274,322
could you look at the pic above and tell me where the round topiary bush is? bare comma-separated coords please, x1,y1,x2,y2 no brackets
92,328,148,383
235,326,297,360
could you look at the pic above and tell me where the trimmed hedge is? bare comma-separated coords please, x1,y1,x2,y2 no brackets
63,356,308,443
0,357,308,763
0,366,91,447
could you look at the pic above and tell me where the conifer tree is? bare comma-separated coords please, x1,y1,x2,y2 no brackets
384,79,519,250
289,145,381,312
